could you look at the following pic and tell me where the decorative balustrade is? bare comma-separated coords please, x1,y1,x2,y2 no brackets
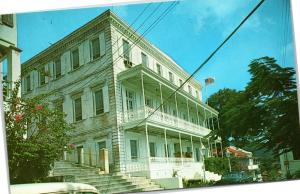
122,106,211,136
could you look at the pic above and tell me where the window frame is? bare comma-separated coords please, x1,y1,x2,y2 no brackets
25,74,31,92
169,71,174,83
71,48,80,70
91,36,101,61
93,89,104,115
54,58,62,79
130,139,138,160
156,63,162,76
39,68,46,86
1,14,14,28
141,52,149,67
73,95,83,122
149,142,156,157
122,39,130,61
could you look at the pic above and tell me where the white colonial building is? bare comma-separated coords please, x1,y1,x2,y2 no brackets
21,10,222,182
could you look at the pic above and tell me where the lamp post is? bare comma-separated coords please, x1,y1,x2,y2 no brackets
204,77,215,105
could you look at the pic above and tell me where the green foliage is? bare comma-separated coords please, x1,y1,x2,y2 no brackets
182,178,214,188
205,157,230,175
4,80,74,184
207,57,300,156
205,157,249,175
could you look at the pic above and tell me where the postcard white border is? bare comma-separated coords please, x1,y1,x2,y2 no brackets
1,0,300,194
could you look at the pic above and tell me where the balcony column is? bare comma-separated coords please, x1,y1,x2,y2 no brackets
159,83,164,117
186,99,190,122
190,136,194,160
199,137,206,180
179,133,183,166
141,72,146,117
145,124,151,168
210,112,215,131
196,104,200,126
164,129,169,162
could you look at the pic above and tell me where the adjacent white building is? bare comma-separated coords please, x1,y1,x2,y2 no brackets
0,13,21,97
21,10,222,181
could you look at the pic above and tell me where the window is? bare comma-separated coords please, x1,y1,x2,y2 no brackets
98,141,106,150
141,52,148,67
179,79,183,86
91,37,100,60
188,85,192,94
54,58,61,79
130,140,138,160
122,40,130,61
71,48,80,70
25,75,31,92
149,142,156,157
145,98,153,108
156,63,162,76
174,143,180,154
187,147,192,153
39,69,46,86
94,89,104,115
73,96,82,122
2,14,13,27
126,90,135,111
169,72,174,83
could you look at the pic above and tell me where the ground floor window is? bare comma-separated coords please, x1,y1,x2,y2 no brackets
98,141,106,149
130,140,138,160
149,142,156,157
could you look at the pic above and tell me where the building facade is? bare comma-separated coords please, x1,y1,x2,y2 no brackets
0,13,21,97
21,10,222,181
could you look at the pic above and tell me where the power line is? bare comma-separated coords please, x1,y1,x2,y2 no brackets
55,2,158,94
57,1,178,95
134,0,266,128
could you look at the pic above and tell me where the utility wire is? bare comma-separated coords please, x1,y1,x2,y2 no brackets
134,0,266,128
56,2,158,94
57,1,178,95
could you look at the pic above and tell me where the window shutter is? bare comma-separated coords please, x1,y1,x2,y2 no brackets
99,31,106,57
83,40,91,64
103,84,109,113
117,37,122,57
79,43,84,66
30,71,34,90
61,51,71,74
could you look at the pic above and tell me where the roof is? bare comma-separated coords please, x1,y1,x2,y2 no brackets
10,182,99,194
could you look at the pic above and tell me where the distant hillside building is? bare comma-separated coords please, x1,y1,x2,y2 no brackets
21,10,222,181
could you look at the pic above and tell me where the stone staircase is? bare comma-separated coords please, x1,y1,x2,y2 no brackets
52,161,162,194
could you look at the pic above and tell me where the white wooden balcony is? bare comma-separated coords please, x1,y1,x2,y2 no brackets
122,106,211,136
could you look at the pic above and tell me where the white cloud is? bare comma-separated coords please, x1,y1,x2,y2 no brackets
175,0,253,32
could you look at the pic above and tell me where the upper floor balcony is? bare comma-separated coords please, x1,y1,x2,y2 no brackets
118,63,219,137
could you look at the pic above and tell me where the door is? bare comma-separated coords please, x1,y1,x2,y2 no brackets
77,146,83,165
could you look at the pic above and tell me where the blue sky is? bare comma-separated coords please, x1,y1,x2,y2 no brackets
16,0,296,99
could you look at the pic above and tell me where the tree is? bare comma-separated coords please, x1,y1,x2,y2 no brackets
207,57,300,156
4,81,73,183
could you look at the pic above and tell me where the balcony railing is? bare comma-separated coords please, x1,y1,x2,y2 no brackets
122,106,211,136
